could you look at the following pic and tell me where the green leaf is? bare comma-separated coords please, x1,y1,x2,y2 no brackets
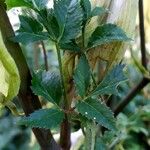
88,24,130,48
103,131,116,143
74,55,91,97
91,7,107,17
19,108,64,129
31,71,62,105
91,64,127,96
60,40,81,52
5,0,32,9
80,0,91,20
37,9,60,41
6,0,48,10
76,98,116,131
80,1,107,22
54,0,83,43
12,32,49,44
12,15,49,44
0,32,20,107
18,15,43,32
32,0,48,10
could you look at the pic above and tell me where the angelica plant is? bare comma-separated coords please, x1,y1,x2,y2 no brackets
0,0,140,149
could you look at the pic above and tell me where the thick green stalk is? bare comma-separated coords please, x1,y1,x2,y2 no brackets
55,43,68,109
55,43,71,150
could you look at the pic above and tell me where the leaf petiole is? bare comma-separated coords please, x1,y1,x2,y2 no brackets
55,42,69,109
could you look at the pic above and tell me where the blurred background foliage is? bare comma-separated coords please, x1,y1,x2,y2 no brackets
0,0,150,149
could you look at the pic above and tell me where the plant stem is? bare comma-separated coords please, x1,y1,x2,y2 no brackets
139,0,147,69
41,41,49,71
91,71,97,87
55,43,71,150
114,0,149,116
91,123,97,150
114,77,150,116
0,2,60,150
55,43,68,108
82,26,86,49
60,114,71,150
85,127,92,150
